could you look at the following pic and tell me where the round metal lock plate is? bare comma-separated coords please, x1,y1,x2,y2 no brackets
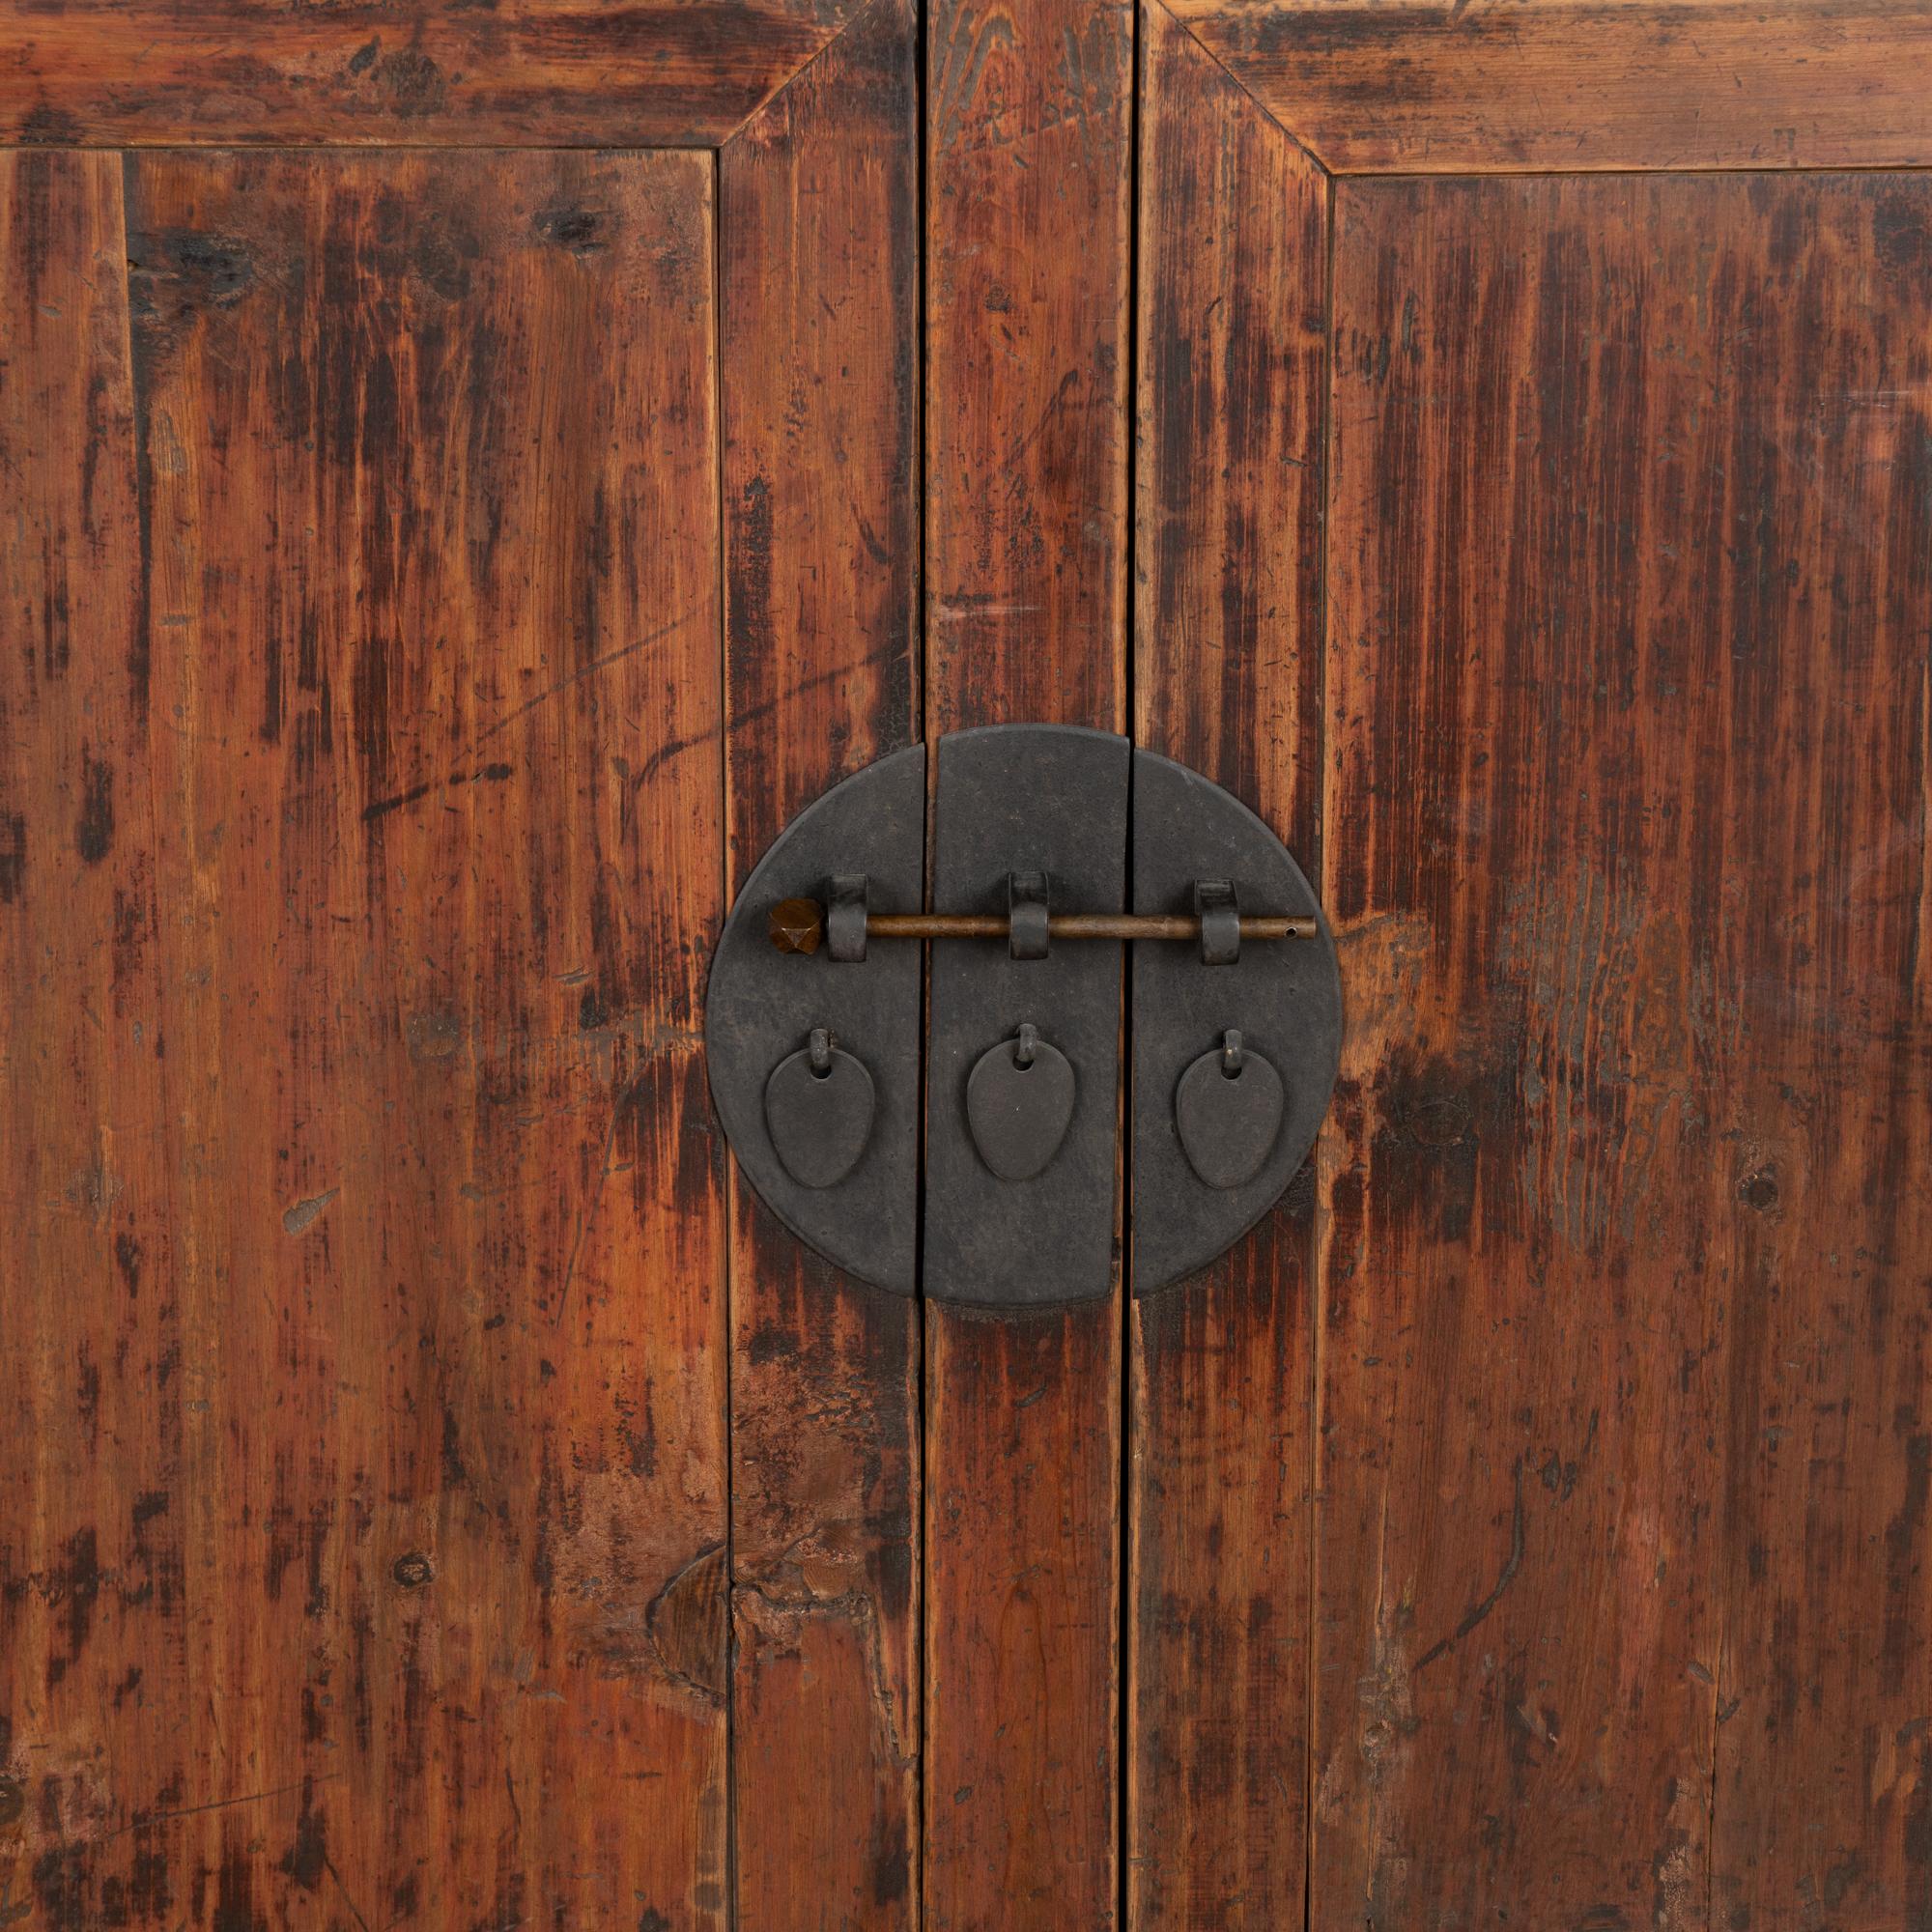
703,727,1343,1303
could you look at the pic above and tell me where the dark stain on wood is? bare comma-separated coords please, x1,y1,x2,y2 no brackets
73,749,112,863
0,813,25,903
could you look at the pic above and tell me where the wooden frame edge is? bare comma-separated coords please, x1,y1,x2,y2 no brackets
0,0,875,152
1161,0,1932,174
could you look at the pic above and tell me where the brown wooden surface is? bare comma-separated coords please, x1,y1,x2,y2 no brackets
1164,0,1932,174
923,0,1132,1922
0,148,185,1931
1127,6,1328,1925
1690,177,1930,1932
0,0,865,148
1319,170,1931,1928
60,0,1932,174
924,0,1132,738
719,1,923,1923
4,146,729,1926
8,10,1932,1930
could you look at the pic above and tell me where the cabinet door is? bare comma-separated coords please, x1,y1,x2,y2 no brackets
4,4,1929,1928
1133,7,1932,1927
0,12,920,1925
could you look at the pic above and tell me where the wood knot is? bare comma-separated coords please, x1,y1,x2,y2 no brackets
648,1545,727,1700
391,1552,435,1590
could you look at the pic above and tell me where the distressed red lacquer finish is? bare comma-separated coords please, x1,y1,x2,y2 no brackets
1165,0,1932,173
0,149,185,1932
1689,177,1931,1932
8,2,1932,1926
0,0,868,148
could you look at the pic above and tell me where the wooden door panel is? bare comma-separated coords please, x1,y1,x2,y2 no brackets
0,148,180,1930
720,0,923,1919
1129,6,1329,1924
1320,171,1931,1927
923,0,1132,1921
6,144,727,1927
1124,7,1932,1923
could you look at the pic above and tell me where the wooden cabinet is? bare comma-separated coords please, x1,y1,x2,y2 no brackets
2,3,1927,1924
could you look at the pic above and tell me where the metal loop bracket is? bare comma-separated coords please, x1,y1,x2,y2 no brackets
1009,870,1051,960
826,872,870,963
1195,878,1241,967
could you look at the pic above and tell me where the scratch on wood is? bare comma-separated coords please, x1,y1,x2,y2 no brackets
360,759,514,824
636,635,905,791
469,603,705,749
1409,1459,1526,1676
550,1094,623,1324
323,1851,375,1932
101,1773,343,1845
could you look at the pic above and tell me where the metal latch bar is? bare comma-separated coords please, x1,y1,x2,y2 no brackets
768,897,1316,952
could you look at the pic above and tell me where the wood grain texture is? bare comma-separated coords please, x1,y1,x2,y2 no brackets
5,146,728,1927
1165,0,1932,173
1319,170,1931,1929
1686,176,1929,1932
0,149,186,1931
718,0,923,1923
925,0,1133,735
1134,0,1325,872
923,0,1131,1922
1127,6,1327,1925
925,1307,1124,1929
0,0,867,149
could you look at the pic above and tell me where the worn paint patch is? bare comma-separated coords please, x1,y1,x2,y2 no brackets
281,1187,339,1236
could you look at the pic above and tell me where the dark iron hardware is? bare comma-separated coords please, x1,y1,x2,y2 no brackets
767,895,1316,952
704,724,1343,1304
1174,1030,1285,1190
1007,869,1051,961
705,744,924,1293
965,1023,1076,1180
923,726,1127,1303
763,1028,876,1189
